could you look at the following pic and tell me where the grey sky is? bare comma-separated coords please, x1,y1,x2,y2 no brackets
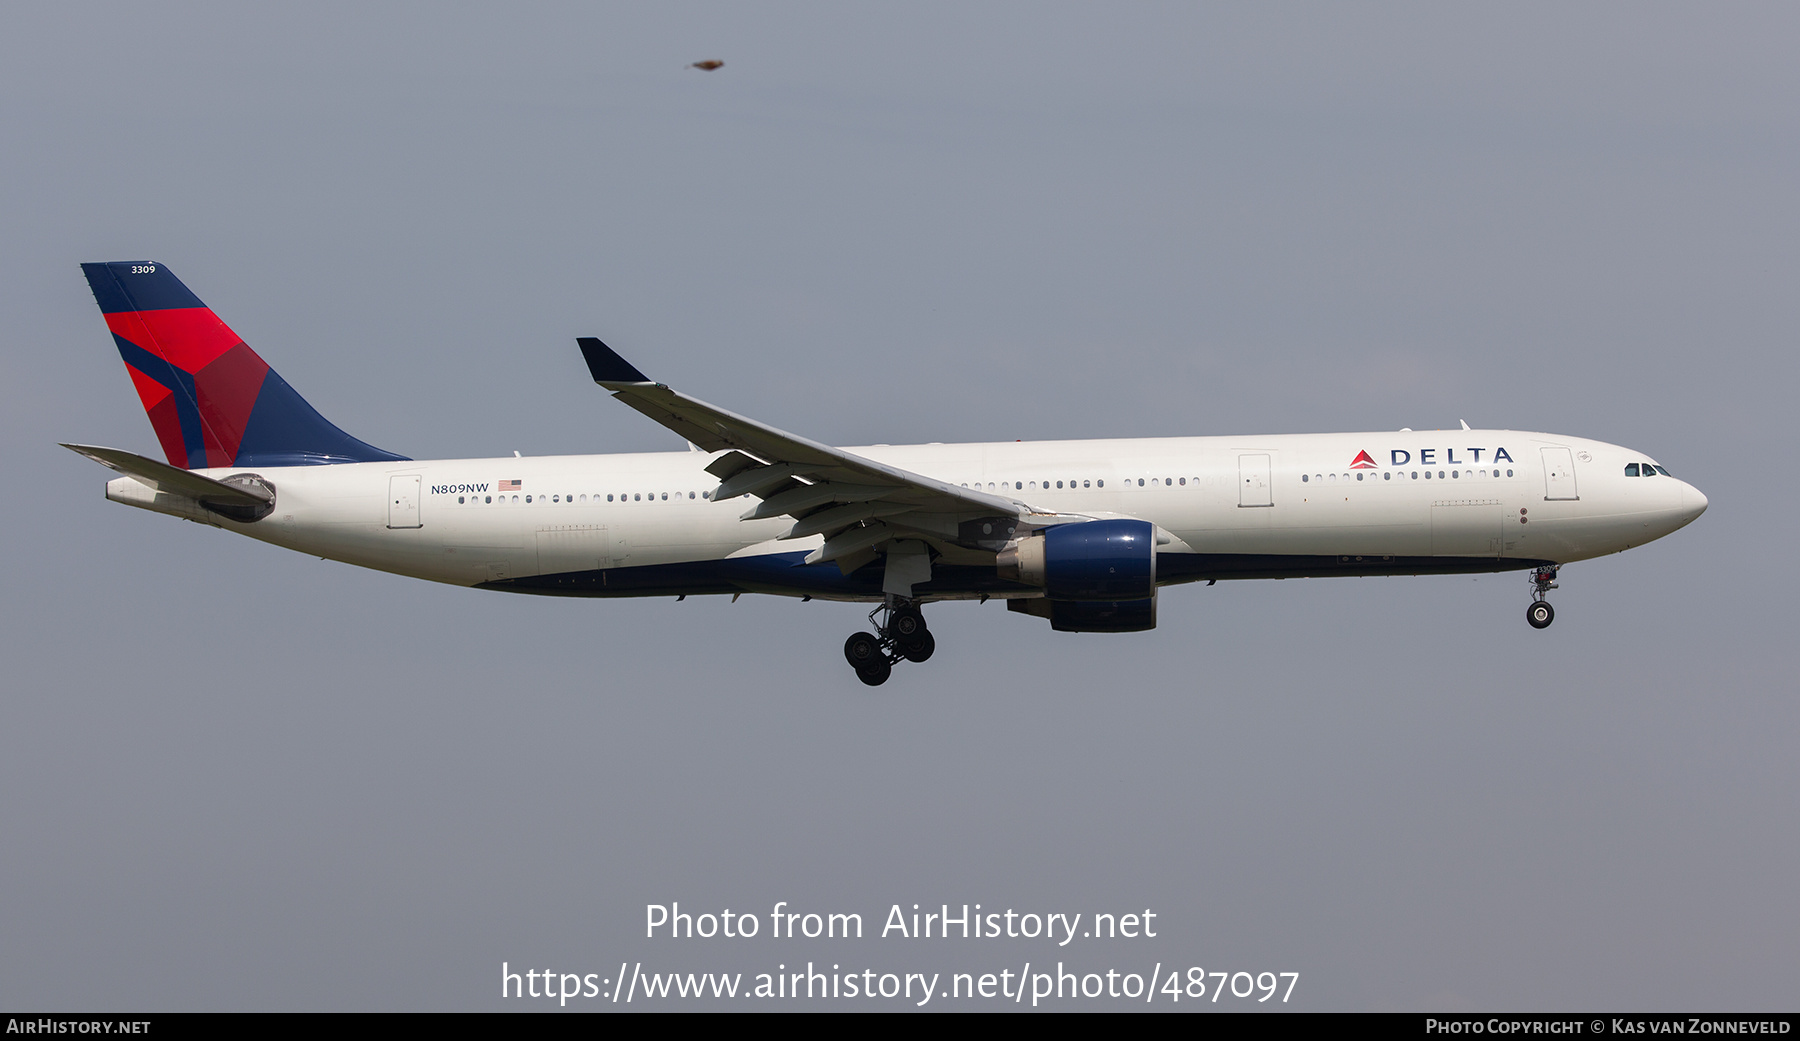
1,3,1794,1010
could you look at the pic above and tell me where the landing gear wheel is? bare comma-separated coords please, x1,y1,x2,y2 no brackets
900,630,936,663
844,632,883,668
845,600,930,684
1527,601,1555,629
889,605,927,647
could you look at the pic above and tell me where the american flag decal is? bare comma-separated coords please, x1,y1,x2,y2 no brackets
499,479,522,491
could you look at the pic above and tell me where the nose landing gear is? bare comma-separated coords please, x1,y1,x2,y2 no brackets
1526,565,1559,629
843,598,933,686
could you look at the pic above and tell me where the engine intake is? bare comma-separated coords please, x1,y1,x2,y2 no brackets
995,518,1156,601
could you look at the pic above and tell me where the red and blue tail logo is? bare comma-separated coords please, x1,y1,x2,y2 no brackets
81,262,407,469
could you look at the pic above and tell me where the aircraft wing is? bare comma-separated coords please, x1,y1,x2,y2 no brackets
577,338,1033,571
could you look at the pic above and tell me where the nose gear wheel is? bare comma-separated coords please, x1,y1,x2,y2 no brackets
1526,565,1560,629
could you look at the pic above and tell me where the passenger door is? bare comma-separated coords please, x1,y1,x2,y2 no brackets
387,475,422,529
1541,447,1579,501
1238,454,1272,507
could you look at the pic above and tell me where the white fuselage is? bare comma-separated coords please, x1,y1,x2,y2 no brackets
107,429,1707,601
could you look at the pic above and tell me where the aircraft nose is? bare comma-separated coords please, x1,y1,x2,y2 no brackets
1680,481,1708,523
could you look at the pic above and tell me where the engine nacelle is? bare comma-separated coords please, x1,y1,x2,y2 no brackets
1007,595,1158,633
995,518,1156,601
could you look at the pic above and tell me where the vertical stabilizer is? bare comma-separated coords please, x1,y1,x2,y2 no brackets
80,261,407,468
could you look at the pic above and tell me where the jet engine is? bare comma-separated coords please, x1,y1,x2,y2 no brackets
995,518,1156,600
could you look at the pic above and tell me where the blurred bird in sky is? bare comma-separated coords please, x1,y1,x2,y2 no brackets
688,60,724,71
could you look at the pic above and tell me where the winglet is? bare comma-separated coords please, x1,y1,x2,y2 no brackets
576,337,651,384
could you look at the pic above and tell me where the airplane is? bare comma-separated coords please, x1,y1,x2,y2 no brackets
67,261,1708,686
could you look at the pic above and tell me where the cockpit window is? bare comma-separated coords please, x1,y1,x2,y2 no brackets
1624,463,1640,476
1654,465,1673,477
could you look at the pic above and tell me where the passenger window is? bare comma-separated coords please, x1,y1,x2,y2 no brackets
1083,480,1090,488
1382,473,1390,481
1179,477,1186,485
1506,469,1513,477
1411,472,1418,480
1624,463,1640,476
634,494,640,501
1096,480,1103,488
1356,473,1363,481
1302,474,1309,483
1138,479,1145,487
484,496,492,503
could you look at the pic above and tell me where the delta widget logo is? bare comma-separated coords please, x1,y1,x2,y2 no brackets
1349,450,1377,469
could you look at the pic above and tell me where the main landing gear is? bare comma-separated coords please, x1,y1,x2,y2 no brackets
1526,565,1560,629
843,598,934,686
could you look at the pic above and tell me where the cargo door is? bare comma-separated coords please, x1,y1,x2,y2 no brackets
387,475,422,529
1238,454,1272,507
1431,499,1505,556
1541,447,1580,501
535,525,609,575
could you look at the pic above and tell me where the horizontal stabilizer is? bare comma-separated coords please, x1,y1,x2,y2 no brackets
61,443,272,508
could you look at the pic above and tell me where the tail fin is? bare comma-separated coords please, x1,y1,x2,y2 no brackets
79,261,407,469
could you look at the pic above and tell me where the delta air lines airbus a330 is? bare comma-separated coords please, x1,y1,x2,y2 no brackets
69,262,1707,685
